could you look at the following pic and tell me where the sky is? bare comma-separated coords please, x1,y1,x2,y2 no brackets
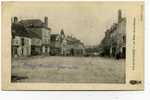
7,2,142,45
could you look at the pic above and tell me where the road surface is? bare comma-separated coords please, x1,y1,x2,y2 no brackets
12,56,125,83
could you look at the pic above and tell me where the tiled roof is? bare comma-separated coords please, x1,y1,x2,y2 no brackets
50,34,60,41
19,19,46,28
11,23,41,39
12,23,30,37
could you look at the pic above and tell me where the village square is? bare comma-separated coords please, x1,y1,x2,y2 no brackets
11,9,126,83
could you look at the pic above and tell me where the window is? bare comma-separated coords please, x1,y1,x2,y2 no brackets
123,35,126,43
15,39,18,45
21,38,24,46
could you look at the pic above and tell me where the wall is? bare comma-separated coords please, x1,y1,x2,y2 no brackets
12,36,31,57
31,38,42,46
41,28,51,54
42,28,50,45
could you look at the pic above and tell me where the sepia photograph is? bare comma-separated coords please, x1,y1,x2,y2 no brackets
1,2,144,90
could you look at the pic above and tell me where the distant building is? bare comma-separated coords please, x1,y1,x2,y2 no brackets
61,35,85,56
50,33,62,55
84,45,100,57
50,29,85,56
100,10,126,59
19,17,51,55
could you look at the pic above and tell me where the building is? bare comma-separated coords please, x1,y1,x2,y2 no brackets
84,45,100,57
50,33,62,55
11,17,49,57
100,10,126,59
19,17,51,55
50,29,85,56
27,29,42,55
61,35,85,56
11,20,31,57
11,16,85,57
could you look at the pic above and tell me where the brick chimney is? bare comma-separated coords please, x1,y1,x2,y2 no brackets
44,16,48,27
12,16,18,23
118,9,122,22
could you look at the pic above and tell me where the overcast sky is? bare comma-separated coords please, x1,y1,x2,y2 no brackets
9,2,142,45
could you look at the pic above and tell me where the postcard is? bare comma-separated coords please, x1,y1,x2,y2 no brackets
1,1,144,90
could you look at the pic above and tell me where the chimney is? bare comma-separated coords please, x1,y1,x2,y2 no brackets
118,9,122,22
13,16,18,23
44,16,48,27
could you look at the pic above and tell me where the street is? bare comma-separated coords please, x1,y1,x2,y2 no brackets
12,56,125,83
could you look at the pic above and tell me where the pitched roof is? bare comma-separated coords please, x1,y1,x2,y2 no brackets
12,23,30,37
50,34,60,41
19,19,46,28
11,23,41,39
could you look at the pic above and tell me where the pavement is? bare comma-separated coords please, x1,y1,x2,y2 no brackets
11,56,125,83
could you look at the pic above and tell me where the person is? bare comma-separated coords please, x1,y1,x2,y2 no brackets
116,51,121,60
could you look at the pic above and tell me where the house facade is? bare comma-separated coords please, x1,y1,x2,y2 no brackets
11,22,31,57
19,17,51,55
61,35,85,56
100,10,126,59
50,34,62,55
31,37,42,55
41,28,51,54
50,29,85,56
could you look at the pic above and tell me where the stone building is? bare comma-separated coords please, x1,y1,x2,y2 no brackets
61,35,85,56
50,33,62,55
100,10,126,59
50,29,85,56
19,17,51,55
27,29,42,55
11,20,31,57
11,17,49,57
